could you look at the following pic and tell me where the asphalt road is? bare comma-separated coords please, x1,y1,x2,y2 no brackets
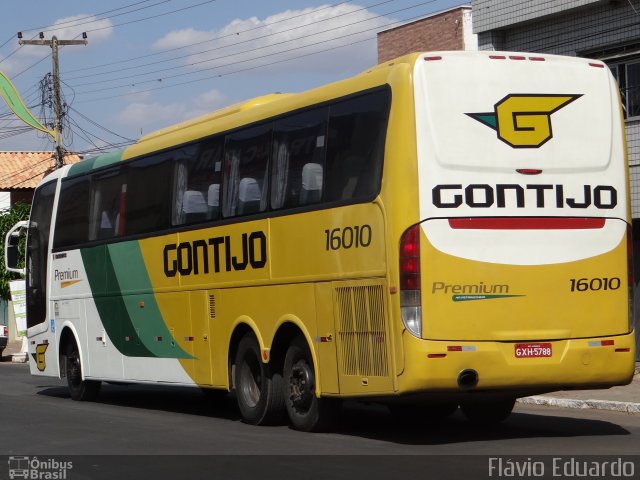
1,362,639,479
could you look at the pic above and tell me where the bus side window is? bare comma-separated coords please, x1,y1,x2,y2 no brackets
55,176,90,248
173,139,223,226
271,107,328,210
325,89,390,202
207,184,220,219
300,163,323,205
89,166,128,241
128,154,175,235
223,124,271,218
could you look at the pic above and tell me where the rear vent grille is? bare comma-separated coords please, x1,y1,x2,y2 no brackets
208,294,216,319
335,285,388,377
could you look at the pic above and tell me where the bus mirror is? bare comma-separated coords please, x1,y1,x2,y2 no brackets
4,220,28,275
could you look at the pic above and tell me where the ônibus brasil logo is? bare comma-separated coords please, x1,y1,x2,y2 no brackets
466,94,582,148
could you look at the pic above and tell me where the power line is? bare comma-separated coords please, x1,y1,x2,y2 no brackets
8,0,170,45
76,35,374,104
70,1,439,94
82,0,218,35
64,0,394,83
62,0,356,75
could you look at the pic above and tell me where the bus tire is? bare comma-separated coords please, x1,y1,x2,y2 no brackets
460,397,515,424
283,336,340,432
233,333,285,425
65,339,101,401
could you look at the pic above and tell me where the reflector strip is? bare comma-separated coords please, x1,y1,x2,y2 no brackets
448,217,606,230
588,340,615,347
615,348,630,353
447,345,477,352
427,353,447,359
424,56,442,61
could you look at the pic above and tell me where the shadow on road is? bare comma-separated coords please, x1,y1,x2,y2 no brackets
36,383,630,446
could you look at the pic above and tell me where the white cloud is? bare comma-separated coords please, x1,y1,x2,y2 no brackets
152,4,389,76
111,88,226,134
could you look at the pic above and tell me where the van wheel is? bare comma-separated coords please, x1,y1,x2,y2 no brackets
234,333,285,425
460,397,515,424
283,336,339,432
65,340,101,401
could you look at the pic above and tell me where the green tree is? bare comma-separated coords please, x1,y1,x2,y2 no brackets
0,202,30,300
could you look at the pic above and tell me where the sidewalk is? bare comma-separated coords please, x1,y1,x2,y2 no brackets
518,363,640,414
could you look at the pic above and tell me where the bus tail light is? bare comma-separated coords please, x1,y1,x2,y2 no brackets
400,225,422,338
628,224,635,333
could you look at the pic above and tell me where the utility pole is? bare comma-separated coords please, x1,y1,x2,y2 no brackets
18,32,87,168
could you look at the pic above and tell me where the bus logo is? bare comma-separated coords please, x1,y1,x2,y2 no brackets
466,94,582,148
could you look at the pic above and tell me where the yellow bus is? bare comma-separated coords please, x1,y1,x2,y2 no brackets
5,51,636,431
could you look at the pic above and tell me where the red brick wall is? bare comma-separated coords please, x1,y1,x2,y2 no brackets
377,8,467,64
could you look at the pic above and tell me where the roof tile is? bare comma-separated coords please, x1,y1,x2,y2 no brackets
0,151,82,189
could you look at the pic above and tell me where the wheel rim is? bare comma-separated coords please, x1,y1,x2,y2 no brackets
238,353,262,408
288,358,314,413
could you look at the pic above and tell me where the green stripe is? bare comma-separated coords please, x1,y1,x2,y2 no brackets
68,149,125,176
81,242,192,359
452,294,525,302
108,242,192,359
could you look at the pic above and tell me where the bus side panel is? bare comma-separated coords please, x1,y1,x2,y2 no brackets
208,283,319,389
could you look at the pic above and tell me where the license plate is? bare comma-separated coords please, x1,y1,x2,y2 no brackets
515,343,552,358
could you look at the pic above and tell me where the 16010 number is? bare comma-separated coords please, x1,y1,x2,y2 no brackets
325,225,372,251
569,277,621,292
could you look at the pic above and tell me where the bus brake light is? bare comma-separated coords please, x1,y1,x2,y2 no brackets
400,225,422,337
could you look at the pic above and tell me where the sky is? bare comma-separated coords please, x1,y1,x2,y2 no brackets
0,0,466,156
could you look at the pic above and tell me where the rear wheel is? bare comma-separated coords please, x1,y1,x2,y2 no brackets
460,397,515,424
65,339,101,401
283,336,340,432
233,333,285,425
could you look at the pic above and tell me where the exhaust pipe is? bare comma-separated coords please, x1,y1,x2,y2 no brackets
458,369,479,389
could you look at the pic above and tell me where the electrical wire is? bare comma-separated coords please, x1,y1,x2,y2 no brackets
62,0,357,75
64,0,395,83
71,1,441,94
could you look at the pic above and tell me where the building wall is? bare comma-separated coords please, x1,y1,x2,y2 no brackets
473,0,604,34
475,1,638,55
10,190,33,206
377,7,475,64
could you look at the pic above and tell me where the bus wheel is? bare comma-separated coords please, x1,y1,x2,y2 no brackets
65,340,101,401
233,333,285,425
283,336,340,432
460,397,515,424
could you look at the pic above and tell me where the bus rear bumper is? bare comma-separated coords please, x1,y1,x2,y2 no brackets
397,330,636,396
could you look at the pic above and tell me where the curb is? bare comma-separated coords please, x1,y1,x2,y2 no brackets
11,353,27,363
518,396,640,414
